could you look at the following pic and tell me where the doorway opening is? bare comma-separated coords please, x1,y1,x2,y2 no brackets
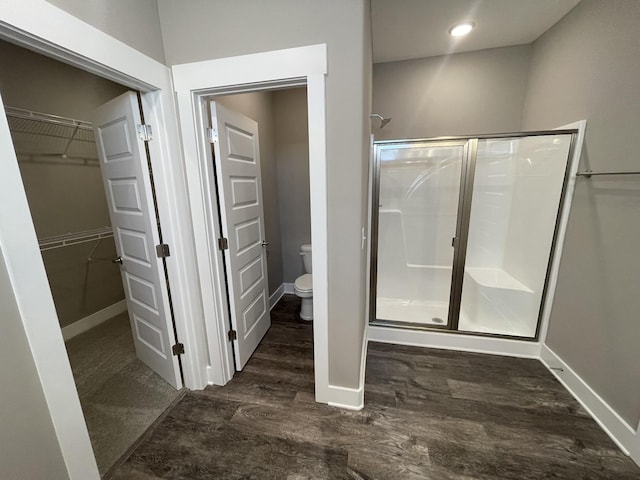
205,87,314,383
0,39,182,475
171,44,331,403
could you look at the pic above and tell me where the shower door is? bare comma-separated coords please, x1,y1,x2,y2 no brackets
370,131,576,339
370,140,470,328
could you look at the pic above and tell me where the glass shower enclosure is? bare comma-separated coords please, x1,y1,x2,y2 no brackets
370,131,576,339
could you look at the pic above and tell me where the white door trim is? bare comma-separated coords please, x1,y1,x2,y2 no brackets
172,44,331,403
0,2,204,478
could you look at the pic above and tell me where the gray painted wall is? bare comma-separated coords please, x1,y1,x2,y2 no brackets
360,0,373,360
372,45,531,140
0,246,69,480
522,0,640,428
25,0,638,442
157,0,371,389
215,92,283,295
273,88,311,283
0,40,126,327
44,0,166,63
0,40,128,122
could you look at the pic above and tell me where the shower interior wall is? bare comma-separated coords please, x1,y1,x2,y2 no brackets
458,135,571,337
0,39,127,328
215,88,311,296
376,143,461,324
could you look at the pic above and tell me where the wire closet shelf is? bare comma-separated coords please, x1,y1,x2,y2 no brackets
4,107,110,250
38,227,114,252
4,106,99,164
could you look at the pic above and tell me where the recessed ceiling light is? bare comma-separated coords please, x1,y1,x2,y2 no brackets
449,22,474,37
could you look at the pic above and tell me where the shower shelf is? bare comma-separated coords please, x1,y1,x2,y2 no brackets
39,227,114,252
465,267,532,293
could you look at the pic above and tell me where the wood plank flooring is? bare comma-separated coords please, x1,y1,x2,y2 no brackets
107,295,640,479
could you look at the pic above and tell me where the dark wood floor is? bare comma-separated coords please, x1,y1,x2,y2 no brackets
108,295,640,479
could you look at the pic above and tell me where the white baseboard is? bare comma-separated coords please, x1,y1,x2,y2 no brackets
61,300,127,341
283,282,295,294
540,345,640,464
327,384,364,411
358,322,369,405
327,319,368,411
368,325,541,359
269,284,285,310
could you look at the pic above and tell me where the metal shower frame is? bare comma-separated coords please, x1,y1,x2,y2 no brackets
369,129,579,341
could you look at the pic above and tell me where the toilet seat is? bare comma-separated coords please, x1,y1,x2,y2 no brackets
294,273,312,292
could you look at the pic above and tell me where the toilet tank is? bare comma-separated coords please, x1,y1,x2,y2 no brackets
300,244,312,273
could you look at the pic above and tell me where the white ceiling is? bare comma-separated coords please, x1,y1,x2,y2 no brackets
371,0,581,64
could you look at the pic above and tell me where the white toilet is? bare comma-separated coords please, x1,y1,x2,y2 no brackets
294,244,313,321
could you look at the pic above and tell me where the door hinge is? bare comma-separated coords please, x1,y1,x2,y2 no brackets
228,329,237,341
172,343,185,356
207,127,218,144
136,124,153,142
156,243,171,258
218,237,229,250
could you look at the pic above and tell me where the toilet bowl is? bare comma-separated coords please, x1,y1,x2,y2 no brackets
294,244,313,321
294,273,313,321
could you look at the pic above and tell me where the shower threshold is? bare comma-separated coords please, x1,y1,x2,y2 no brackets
376,298,449,326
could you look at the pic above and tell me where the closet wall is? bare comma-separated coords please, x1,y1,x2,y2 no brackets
0,39,128,328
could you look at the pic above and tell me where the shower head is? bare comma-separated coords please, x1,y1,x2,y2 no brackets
370,113,392,129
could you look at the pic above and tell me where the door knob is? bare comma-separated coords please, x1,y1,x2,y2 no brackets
261,241,269,247
112,256,123,265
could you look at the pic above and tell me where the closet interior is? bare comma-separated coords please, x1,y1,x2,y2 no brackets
1,39,179,476
7,105,123,325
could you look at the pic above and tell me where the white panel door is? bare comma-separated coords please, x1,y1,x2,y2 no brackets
210,101,271,370
93,91,181,388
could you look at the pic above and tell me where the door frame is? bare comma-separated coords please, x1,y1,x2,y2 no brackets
0,3,205,478
171,44,331,402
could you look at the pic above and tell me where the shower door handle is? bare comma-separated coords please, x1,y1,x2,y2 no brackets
112,256,123,265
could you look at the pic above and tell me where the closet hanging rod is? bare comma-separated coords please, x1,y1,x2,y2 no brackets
5,106,93,130
39,227,113,252
17,153,99,166
576,169,640,178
